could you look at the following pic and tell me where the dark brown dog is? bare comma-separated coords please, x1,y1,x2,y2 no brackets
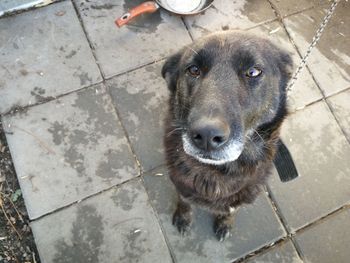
162,31,293,241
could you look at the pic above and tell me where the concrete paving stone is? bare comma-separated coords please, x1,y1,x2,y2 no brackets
295,207,350,263
246,240,302,263
327,89,350,142
248,21,322,111
108,62,168,172
283,2,350,97
143,167,286,263
270,0,329,17
31,179,172,263
184,0,276,39
74,0,192,78
2,84,138,219
0,1,102,114
267,100,350,232
295,208,350,263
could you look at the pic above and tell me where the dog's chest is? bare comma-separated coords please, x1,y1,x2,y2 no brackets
170,167,236,200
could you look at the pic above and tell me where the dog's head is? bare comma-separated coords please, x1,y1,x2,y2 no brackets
162,31,293,165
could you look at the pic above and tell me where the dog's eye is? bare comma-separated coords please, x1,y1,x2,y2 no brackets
246,67,262,78
187,65,201,78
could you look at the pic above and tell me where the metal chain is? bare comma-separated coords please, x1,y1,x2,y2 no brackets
287,0,341,92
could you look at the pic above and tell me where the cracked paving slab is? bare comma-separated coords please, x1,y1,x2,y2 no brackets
2,84,138,219
0,1,102,114
143,167,286,263
30,179,172,263
74,0,192,78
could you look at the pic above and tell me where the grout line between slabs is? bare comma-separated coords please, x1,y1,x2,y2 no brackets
70,0,104,79
105,84,142,175
30,175,143,222
264,186,290,234
234,237,291,263
0,79,103,117
290,235,306,261
181,17,194,41
324,85,350,99
267,2,327,20
139,175,178,263
264,185,306,262
293,204,350,236
104,58,167,82
244,17,281,31
136,162,175,261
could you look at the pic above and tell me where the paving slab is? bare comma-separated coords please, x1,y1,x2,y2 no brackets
246,240,302,263
295,207,350,263
0,1,102,114
248,21,322,111
74,0,192,78
283,2,350,97
2,84,138,219
267,100,350,232
31,179,172,263
184,0,276,39
108,62,168,172
270,0,328,17
327,89,350,142
143,167,286,263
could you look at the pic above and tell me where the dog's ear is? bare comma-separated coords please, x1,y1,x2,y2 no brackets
162,52,182,92
278,50,294,79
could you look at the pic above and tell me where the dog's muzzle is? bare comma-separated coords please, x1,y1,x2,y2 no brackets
182,133,244,165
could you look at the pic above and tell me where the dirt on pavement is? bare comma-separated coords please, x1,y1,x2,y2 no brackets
0,119,40,263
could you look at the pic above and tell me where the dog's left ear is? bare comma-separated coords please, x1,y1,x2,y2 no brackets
162,51,183,93
278,50,294,79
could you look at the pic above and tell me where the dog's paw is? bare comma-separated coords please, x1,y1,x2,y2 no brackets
214,214,234,242
214,224,231,242
172,210,192,235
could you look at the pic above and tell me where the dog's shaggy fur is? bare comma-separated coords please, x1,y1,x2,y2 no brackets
162,31,293,241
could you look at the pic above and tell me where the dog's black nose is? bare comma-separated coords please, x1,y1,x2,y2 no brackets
190,119,230,151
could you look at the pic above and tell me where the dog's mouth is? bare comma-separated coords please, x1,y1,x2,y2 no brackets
182,133,244,165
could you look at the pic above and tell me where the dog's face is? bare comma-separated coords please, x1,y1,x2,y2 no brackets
162,31,293,165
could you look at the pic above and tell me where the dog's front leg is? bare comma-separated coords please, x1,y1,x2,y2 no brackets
214,207,238,242
173,194,193,235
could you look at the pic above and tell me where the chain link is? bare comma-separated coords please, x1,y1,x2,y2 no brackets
287,0,341,92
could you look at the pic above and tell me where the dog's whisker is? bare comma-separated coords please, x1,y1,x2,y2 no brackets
251,128,264,142
245,129,274,154
166,127,184,137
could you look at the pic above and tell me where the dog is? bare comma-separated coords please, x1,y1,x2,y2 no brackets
162,31,293,241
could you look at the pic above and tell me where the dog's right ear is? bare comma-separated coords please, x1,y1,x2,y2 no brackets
162,52,182,93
